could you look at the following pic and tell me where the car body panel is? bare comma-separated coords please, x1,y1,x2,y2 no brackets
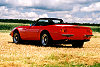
10,18,93,42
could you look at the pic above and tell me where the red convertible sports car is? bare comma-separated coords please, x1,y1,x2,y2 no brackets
10,18,93,47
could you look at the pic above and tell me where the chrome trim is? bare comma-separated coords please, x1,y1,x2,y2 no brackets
84,35,94,37
62,34,74,37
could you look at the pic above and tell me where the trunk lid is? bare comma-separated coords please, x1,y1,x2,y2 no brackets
55,24,92,40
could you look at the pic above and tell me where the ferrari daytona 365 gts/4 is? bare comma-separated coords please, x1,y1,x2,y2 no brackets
10,18,93,48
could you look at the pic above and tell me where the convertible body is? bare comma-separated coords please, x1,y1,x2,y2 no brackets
10,18,93,47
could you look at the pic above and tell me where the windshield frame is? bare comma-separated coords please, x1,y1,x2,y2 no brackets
32,18,64,26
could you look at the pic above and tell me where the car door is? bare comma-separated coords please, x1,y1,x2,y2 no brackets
20,25,40,40
22,19,49,40
28,26,40,40
30,19,49,40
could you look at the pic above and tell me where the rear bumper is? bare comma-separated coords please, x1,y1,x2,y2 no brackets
84,35,94,37
62,34,93,37
62,34,74,37
51,32,93,40
60,34,93,41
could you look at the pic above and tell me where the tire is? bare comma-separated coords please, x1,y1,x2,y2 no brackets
40,32,52,46
72,41,84,48
13,31,21,44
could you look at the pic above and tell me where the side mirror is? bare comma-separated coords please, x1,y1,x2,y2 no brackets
30,24,32,26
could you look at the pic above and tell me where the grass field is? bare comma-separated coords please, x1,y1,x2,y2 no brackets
0,33,100,67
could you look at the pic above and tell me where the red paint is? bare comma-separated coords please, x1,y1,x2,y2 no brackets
10,24,93,41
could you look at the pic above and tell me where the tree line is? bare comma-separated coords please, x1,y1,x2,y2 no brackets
65,23,100,26
0,19,34,24
0,19,100,26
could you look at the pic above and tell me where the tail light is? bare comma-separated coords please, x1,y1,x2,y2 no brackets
87,29,92,33
61,29,67,32
90,29,92,33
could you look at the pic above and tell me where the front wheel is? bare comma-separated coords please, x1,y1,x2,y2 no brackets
13,32,21,44
72,41,84,48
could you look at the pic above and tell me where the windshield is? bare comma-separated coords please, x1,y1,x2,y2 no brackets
32,19,64,26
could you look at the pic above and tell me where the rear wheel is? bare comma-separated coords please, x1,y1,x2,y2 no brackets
72,41,84,48
13,32,21,44
40,32,52,46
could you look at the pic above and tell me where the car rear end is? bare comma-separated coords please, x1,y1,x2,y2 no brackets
51,25,93,42
61,25,93,41
51,24,93,47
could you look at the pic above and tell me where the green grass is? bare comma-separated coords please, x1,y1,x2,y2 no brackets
91,28,100,32
84,26,100,32
0,22,29,30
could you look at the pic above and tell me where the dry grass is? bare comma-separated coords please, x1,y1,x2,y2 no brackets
92,32,100,38
0,32,100,67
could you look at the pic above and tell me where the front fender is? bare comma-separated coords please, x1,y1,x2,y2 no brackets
10,27,19,37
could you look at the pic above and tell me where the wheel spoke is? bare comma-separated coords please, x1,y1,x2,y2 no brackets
41,34,48,46
13,32,20,43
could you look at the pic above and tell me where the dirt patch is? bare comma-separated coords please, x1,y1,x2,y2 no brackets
0,32,100,66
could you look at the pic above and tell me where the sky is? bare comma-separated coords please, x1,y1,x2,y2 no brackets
0,0,100,24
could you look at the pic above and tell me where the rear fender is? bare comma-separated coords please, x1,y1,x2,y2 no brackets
40,30,53,40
